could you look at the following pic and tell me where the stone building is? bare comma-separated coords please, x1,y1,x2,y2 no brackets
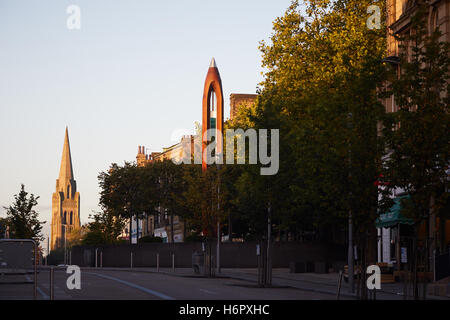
377,0,450,268
51,128,81,251
384,0,450,114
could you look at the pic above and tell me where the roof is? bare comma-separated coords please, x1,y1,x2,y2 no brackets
58,127,74,182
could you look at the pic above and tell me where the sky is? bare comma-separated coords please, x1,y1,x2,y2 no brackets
0,0,293,243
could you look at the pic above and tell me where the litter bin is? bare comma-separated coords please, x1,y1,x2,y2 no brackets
192,251,204,274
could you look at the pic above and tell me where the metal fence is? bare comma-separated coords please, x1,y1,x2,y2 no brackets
0,239,37,300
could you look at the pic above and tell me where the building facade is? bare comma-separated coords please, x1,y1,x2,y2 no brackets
377,0,450,268
51,128,81,251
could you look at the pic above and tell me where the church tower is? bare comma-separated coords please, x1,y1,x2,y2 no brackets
51,127,81,251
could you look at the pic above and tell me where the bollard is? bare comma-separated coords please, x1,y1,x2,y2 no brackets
156,253,160,272
403,273,408,300
95,248,98,268
172,253,175,272
336,270,343,300
100,251,103,268
50,267,54,300
373,284,377,300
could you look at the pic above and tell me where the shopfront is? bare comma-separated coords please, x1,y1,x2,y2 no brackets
376,196,414,271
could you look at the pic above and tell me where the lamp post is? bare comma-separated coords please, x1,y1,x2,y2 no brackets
216,156,221,274
347,112,354,294
46,236,49,266
62,224,67,265
267,202,272,286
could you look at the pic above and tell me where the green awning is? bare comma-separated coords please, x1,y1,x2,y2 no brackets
376,196,414,228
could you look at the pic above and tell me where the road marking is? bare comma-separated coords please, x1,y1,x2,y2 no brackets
199,289,217,295
37,286,49,300
26,275,49,300
86,272,175,300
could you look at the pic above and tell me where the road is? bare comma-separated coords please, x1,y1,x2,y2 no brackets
0,268,347,300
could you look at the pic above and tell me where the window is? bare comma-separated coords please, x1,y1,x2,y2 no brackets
209,89,217,129
70,212,73,225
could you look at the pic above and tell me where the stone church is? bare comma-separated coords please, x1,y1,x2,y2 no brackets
51,127,81,250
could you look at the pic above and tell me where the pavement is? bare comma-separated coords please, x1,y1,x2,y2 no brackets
1,266,448,300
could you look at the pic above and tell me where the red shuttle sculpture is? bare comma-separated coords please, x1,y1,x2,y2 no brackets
202,58,224,172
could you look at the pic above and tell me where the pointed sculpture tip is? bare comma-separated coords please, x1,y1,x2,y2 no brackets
210,57,217,68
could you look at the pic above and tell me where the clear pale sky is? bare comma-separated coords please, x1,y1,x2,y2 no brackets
0,0,293,242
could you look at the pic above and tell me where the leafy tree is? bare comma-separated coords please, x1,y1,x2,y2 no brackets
66,224,87,248
81,211,125,246
0,217,8,238
256,0,387,246
98,162,148,245
228,0,388,296
150,160,186,243
3,184,45,243
182,164,223,239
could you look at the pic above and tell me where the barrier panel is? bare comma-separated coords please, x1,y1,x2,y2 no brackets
0,239,37,300
435,250,450,281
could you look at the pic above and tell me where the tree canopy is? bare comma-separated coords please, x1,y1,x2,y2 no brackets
3,184,45,243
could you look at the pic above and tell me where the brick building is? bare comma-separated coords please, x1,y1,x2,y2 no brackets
229,93,258,120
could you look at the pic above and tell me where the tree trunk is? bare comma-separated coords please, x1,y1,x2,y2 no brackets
129,216,133,246
413,225,419,300
228,212,233,242
361,235,368,300
171,211,174,243
136,214,139,244
429,196,436,273
439,216,446,253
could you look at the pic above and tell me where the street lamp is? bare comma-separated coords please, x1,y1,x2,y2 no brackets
216,154,222,274
347,112,354,294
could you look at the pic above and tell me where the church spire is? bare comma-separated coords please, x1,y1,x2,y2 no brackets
58,127,74,183
51,127,80,251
